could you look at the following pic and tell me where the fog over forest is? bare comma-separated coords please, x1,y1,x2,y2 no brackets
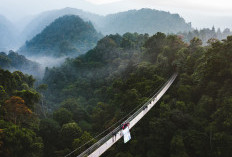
1,1,232,157
1,0,232,71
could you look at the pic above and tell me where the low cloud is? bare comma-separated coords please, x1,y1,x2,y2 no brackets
27,56,67,69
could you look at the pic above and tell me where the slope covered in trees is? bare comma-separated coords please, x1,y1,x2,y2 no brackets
21,8,192,39
100,8,192,35
0,68,96,157
41,33,232,157
20,7,103,42
1,32,232,157
0,51,42,77
0,69,43,157
179,27,232,45
19,15,102,57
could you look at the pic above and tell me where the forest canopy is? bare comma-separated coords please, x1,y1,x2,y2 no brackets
19,15,103,58
1,32,232,157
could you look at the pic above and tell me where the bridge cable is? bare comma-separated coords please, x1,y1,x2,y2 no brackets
65,74,172,157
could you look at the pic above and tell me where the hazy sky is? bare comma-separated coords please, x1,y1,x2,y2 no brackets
1,0,232,29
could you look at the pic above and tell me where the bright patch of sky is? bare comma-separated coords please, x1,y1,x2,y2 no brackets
85,0,123,4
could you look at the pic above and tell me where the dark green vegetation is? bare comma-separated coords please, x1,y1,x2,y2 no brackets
0,50,42,77
19,15,102,57
20,7,102,43
1,32,232,157
179,27,232,45
0,69,42,156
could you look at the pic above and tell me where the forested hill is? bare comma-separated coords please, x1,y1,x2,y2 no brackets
21,8,192,40
20,7,102,42
18,15,102,57
1,32,232,157
0,69,43,156
99,8,192,35
42,33,232,156
0,51,42,77
179,27,232,45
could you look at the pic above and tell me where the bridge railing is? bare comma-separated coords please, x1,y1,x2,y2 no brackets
77,73,177,157
125,73,177,123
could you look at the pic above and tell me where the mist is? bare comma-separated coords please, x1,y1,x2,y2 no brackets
1,0,232,68
27,56,67,69
1,0,232,29
1,0,232,52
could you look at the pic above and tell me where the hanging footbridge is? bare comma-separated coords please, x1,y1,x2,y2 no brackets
67,73,178,157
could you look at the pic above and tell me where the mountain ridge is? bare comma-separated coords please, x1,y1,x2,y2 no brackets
21,8,192,41
18,15,103,57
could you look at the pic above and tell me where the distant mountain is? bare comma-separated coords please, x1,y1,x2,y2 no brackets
0,15,18,51
19,15,102,57
0,50,42,77
100,8,192,35
21,8,103,42
21,8,192,42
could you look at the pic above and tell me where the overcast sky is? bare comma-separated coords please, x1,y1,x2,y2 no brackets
1,0,232,29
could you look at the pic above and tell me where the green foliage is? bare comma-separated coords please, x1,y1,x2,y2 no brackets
2,32,232,156
14,90,40,110
179,27,232,45
0,120,43,157
39,118,60,143
0,69,39,112
170,134,189,157
53,108,72,126
38,118,60,157
60,122,82,148
48,33,231,157
0,51,41,77
0,69,43,156
72,131,95,155
19,15,103,57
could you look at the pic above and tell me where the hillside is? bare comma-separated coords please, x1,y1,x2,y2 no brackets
1,32,232,156
19,15,102,57
178,27,232,45
0,68,43,157
41,33,232,156
99,8,192,35
0,15,18,51
0,51,42,77
21,8,192,40
20,7,103,42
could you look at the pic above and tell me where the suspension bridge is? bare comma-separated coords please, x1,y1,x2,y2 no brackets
67,73,178,157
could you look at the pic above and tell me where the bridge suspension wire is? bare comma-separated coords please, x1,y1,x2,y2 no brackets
65,73,177,157
64,75,169,157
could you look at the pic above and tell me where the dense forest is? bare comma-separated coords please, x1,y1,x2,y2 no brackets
0,7,193,52
1,32,232,157
0,69,43,156
179,27,232,45
19,15,102,57
20,7,102,43
0,51,42,77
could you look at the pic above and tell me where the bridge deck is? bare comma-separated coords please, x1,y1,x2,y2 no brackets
77,73,178,157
